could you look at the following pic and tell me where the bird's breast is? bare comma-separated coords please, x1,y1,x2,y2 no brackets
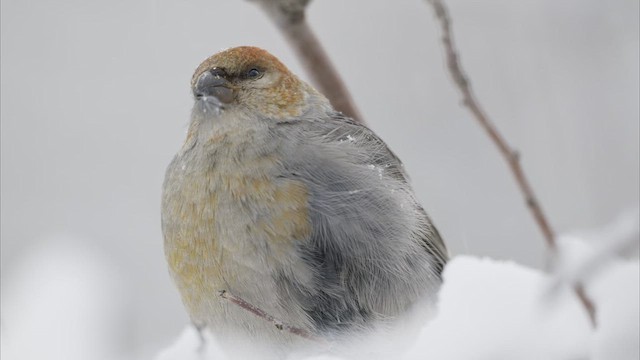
161,142,311,322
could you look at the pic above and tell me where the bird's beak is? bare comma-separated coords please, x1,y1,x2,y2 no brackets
194,71,234,104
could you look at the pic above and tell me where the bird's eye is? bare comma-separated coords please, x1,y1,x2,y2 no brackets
246,68,262,79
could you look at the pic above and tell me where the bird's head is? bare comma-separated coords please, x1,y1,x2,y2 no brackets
191,46,329,121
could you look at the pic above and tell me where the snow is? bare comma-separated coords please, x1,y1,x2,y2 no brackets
155,327,226,360
155,211,639,360
404,256,592,360
590,260,639,360
1,216,637,360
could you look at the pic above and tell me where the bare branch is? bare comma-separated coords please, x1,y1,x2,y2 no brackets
425,0,596,326
247,0,364,124
218,290,320,341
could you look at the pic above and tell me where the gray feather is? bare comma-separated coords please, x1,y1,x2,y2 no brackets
271,113,447,332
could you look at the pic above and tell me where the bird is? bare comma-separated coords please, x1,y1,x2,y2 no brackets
161,46,448,357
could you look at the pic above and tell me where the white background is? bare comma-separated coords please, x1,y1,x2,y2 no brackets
1,0,638,357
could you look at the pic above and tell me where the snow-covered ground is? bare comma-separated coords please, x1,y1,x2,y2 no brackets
1,210,637,360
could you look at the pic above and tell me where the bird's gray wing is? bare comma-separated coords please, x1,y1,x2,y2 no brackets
271,113,448,333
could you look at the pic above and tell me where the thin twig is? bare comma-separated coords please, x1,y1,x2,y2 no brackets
248,0,364,124
218,290,319,341
425,0,597,327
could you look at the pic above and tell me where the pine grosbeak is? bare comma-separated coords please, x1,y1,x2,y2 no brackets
161,46,448,356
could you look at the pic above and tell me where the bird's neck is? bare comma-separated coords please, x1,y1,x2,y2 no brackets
182,108,272,163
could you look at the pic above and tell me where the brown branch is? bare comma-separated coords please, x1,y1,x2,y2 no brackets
218,290,319,341
425,0,596,327
248,0,364,124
